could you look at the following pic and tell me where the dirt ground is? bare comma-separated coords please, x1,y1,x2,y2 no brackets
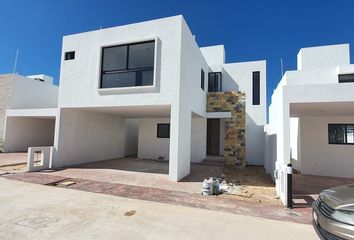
41,158,280,205
219,166,279,204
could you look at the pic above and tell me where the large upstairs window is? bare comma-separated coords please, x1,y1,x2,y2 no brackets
338,74,354,83
208,72,222,92
100,41,155,88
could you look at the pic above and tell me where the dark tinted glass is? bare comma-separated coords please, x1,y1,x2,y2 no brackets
157,124,170,138
338,74,354,83
201,69,205,90
101,69,153,88
330,124,354,144
102,46,127,71
346,125,354,144
65,51,75,60
208,72,222,92
128,42,155,69
252,71,260,105
100,41,155,89
101,72,136,88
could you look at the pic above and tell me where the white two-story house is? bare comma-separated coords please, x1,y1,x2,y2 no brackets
266,44,354,204
3,15,266,181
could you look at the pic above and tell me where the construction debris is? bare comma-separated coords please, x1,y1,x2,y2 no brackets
53,179,77,187
202,174,255,198
124,210,137,217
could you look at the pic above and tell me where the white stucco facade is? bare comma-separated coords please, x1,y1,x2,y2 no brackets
2,15,267,181
0,74,58,149
266,44,354,205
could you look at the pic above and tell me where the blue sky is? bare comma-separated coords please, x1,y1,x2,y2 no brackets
1,0,353,107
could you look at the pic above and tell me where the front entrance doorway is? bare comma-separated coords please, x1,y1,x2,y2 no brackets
207,119,220,156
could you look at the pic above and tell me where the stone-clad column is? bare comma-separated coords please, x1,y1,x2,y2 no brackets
207,91,246,168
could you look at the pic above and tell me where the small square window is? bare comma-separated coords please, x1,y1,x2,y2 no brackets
65,51,75,61
157,124,170,138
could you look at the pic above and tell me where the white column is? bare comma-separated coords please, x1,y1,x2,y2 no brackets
169,104,192,181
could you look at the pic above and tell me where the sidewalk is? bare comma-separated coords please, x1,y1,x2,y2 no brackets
0,178,318,240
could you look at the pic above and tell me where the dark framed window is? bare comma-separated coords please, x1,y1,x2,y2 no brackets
157,124,170,138
208,72,222,92
328,124,354,145
338,74,354,83
65,51,75,61
100,41,155,88
252,71,260,105
201,69,205,90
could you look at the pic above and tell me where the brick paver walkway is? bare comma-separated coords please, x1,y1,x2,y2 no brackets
3,172,312,225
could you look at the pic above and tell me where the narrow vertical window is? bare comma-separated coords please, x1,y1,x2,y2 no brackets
201,69,205,90
252,71,260,105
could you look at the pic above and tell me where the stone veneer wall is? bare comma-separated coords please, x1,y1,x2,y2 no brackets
207,91,246,168
0,75,13,151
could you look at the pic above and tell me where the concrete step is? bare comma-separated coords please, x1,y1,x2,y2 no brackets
202,156,224,166
200,161,224,166
204,156,224,163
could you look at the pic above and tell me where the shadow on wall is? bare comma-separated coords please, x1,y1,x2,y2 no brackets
264,129,277,179
246,113,265,166
54,158,169,175
222,68,239,92
290,118,301,172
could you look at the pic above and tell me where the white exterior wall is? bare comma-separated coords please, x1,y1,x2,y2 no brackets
200,45,225,66
58,16,184,108
297,44,350,70
27,74,54,85
4,117,55,152
138,118,170,160
11,74,58,109
191,117,207,163
138,117,206,163
300,116,354,178
54,109,125,168
0,74,58,141
223,61,267,165
289,118,301,171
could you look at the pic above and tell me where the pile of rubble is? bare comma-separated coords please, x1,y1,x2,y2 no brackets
203,174,254,198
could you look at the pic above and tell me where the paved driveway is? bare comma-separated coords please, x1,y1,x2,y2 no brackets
0,178,318,240
293,173,354,208
0,153,27,167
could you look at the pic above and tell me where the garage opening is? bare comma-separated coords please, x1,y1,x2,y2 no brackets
4,116,55,152
289,102,354,208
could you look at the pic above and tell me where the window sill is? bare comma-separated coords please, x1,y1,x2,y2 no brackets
97,85,156,95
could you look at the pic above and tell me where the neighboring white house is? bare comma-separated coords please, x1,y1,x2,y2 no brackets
0,74,58,151
266,44,354,204
2,15,266,181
